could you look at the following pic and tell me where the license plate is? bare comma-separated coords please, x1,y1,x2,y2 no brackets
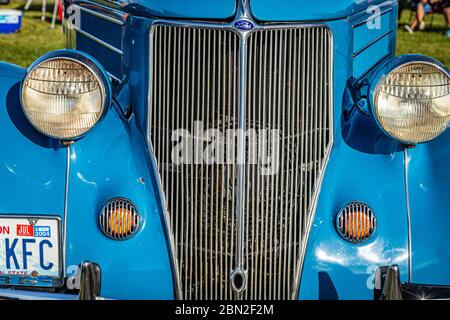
0,216,61,287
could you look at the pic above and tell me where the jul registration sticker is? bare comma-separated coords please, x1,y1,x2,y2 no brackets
16,224,33,237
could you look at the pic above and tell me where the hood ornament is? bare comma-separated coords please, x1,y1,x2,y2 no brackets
234,0,255,33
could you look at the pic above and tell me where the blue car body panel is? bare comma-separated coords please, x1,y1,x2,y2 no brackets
88,0,392,21
407,131,450,286
85,0,237,20
251,0,394,21
298,15,409,300
65,106,174,299
0,0,448,300
298,147,409,300
0,63,66,216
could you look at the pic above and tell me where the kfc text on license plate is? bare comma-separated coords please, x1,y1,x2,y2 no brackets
0,217,60,280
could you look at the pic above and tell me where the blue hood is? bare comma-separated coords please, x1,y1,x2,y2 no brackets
104,0,392,21
251,0,393,21
115,0,237,20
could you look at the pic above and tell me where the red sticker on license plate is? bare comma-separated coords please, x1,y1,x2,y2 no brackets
16,224,33,237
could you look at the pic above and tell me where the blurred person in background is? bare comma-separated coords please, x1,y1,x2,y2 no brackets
444,1,450,36
404,0,450,36
435,0,450,36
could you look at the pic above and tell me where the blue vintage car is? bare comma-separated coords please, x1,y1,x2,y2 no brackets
0,0,449,300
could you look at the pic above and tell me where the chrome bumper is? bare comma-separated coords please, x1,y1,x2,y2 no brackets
0,261,103,300
376,265,450,300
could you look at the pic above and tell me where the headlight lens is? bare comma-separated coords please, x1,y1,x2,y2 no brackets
374,62,450,144
22,58,105,140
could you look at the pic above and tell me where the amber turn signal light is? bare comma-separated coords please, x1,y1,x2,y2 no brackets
99,198,141,240
336,202,376,243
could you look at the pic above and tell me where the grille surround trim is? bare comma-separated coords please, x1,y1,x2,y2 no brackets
147,19,334,300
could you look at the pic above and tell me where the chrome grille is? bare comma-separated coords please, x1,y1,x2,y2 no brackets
148,24,333,300
244,27,332,300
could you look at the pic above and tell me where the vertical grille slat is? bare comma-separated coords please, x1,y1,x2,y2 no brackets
149,24,332,300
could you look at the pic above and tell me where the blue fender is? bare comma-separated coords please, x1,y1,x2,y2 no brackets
407,130,450,285
298,17,409,300
64,102,175,299
0,62,67,216
298,139,409,300
0,61,175,299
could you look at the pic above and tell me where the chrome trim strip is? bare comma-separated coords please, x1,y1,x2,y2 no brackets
233,0,251,297
107,72,123,84
76,4,125,25
74,26,124,55
352,30,393,58
234,38,247,297
349,0,397,26
404,148,412,283
149,19,331,33
76,0,128,23
63,144,71,278
351,7,394,28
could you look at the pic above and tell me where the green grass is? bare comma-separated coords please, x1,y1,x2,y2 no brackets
397,9,450,68
0,0,64,67
0,3,448,68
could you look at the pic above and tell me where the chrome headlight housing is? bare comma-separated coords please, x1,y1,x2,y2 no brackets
21,51,111,140
371,56,450,144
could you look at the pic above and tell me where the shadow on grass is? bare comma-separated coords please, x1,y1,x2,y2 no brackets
398,26,448,35
28,14,62,25
14,3,57,12
398,23,447,32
